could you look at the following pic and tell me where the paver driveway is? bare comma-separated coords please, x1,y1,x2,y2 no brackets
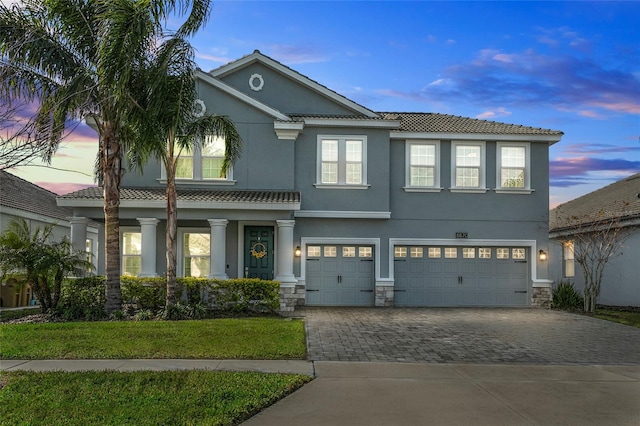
303,307,640,364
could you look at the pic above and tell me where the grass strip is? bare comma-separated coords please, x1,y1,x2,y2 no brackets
594,309,640,328
0,370,311,426
0,318,306,360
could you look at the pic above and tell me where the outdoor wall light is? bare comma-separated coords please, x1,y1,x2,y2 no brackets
539,250,547,261
294,246,302,257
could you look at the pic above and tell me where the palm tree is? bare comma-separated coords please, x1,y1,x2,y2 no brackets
0,0,213,313
128,36,241,308
0,218,90,313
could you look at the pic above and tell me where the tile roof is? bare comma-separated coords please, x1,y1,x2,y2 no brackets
550,173,640,231
0,170,72,221
58,187,301,204
379,112,564,135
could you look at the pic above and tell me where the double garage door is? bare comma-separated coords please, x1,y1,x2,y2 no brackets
394,246,529,307
306,245,375,306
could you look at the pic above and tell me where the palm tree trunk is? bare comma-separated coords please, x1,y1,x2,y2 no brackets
165,171,179,306
102,125,123,313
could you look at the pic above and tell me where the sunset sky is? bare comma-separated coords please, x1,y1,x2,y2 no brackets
5,1,639,208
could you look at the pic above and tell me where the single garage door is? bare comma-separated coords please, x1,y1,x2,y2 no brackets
394,246,529,307
306,245,375,306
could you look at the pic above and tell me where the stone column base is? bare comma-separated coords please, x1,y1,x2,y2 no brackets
375,285,394,307
280,285,306,316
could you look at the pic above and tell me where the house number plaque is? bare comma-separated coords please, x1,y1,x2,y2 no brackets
455,232,468,239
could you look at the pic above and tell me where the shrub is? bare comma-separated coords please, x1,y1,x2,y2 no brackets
121,277,165,310
553,280,584,311
209,278,280,314
160,301,207,320
55,276,106,321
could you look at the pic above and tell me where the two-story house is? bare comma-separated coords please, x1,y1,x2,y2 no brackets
58,51,563,312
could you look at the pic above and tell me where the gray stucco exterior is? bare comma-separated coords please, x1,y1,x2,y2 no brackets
58,51,563,312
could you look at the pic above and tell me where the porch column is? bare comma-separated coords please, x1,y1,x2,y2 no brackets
137,218,159,277
68,217,89,253
208,219,228,279
275,220,297,285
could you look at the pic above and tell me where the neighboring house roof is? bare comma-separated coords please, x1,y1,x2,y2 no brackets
379,112,564,136
0,170,72,221
549,173,640,233
58,187,301,209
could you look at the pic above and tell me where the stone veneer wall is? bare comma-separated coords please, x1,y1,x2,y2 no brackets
375,285,394,307
532,286,552,308
280,285,306,315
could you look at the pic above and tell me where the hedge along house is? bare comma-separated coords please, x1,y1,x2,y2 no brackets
57,51,563,312
549,173,640,307
0,170,100,307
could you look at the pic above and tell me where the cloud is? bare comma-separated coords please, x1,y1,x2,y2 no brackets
266,44,328,64
476,107,511,119
561,143,640,156
417,47,640,116
550,156,640,187
36,182,96,196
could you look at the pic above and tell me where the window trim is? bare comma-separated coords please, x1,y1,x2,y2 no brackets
177,228,211,278
159,141,236,185
495,142,533,194
120,227,142,277
404,140,442,192
315,135,369,189
450,141,487,193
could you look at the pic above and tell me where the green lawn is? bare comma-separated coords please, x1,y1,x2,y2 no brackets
0,370,310,426
594,309,640,328
0,318,306,359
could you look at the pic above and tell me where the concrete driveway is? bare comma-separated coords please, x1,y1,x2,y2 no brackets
303,307,640,364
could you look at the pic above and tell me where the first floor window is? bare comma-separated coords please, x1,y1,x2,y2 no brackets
317,135,366,186
184,233,210,278
122,232,141,276
563,241,575,278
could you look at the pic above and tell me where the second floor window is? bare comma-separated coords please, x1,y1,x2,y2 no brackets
174,136,231,181
406,141,439,188
452,142,485,189
317,135,367,187
497,143,530,190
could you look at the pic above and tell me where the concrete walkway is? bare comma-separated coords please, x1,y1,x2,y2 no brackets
244,361,640,426
3,359,639,425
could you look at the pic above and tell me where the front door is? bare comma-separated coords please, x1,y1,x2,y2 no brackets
244,226,274,280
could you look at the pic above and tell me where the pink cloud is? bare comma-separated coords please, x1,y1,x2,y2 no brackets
35,182,96,196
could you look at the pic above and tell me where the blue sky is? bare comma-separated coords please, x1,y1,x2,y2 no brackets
7,1,640,207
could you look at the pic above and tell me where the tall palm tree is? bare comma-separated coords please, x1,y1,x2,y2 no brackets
128,36,242,307
0,0,213,313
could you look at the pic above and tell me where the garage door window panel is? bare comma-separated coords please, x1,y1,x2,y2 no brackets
428,247,441,258
445,247,458,258
497,248,510,259
395,247,407,258
359,247,372,258
410,247,423,258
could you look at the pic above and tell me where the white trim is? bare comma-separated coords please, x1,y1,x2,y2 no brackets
294,210,391,219
303,118,400,128
209,51,378,118
196,70,290,121
1,206,71,228
391,131,562,144
300,237,382,286
388,238,541,290
157,178,237,186
313,184,370,190
405,140,441,190
494,189,535,195
449,188,489,194
248,73,264,91
273,121,304,140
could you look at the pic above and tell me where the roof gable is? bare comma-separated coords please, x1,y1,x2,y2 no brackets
209,50,377,118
